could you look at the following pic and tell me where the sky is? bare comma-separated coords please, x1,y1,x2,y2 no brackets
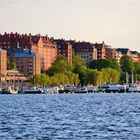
0,0,140,51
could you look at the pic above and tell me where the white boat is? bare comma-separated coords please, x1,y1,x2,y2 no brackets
21,87,44,94
128,85,140,93
100,84,127,93
1,87,18,94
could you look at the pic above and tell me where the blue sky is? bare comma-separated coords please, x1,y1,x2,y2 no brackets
0,0,140,51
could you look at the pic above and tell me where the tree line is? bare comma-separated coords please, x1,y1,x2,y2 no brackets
30,55,140,86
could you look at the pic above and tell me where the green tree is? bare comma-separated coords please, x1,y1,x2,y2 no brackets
89,59,112,70
134,62,140,75
39,74,49,86
30,74,41,86
72,55,87,85
111,59,120,71
65,71,80,86
89,58,120,71
72,55,86,70
120,55,134,74
48,55,72,76
101,68,120,84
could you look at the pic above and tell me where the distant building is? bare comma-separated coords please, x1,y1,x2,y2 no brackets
0,49,7,82
72,41,97,66
116,48,132,56
131,51,140,63
0,32,58,70
31,36,57,70
94,41,106,59
105,46,116,59
54,39,72,64
12,49,40,76
115,48,140,63
4,69,29,87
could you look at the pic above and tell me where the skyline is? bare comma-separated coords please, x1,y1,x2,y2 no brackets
0,0,140,51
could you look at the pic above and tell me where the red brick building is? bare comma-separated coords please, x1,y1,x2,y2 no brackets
54,39,72,64
0,49,7,82
0,32,57,70
105,46,116,59
31,36,57,70
13,49,40,76
94,41,106,59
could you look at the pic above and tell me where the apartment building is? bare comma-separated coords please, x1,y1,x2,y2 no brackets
73,41,97,66
55,39,72,64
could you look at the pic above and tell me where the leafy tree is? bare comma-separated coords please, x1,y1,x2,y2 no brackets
72,55,87,85
30,74,41,86
120,55,134,74
48,55,72,76
89,59,112,70
111,59,120,71
50,73,69,85
39,74,49,86
134,62,140,75
30,74,50,86
89,58,120,71
101,68,120,84
72,55,86,70
65,71,80,86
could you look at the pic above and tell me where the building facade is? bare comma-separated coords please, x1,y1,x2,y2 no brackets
73,42,97,66
105,46,116,59
0,32,58,70
55,39,72,64
13,49,40,76
0,49,7,82
31,36,57,70
94,41,106,59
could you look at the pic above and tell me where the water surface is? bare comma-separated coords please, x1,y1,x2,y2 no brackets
0,93,140,140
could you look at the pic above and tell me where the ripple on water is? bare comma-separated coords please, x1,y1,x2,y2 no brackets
0,94,140,139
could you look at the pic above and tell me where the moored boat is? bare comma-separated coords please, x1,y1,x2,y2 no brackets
21,87,44,94
1,87,18,94
128,85,140,93
100,84,127,93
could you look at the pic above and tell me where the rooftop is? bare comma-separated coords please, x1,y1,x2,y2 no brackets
13,48,36,58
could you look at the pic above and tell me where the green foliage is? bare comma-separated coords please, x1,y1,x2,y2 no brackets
30,74,50,86
7,59,17,70
89,58,120,71
72,55,87,85
120,55,134,73
111,59,121,71
101,68,120,84
48,55,72,76
89,59,111,70
50,72,80,86
134,62,140,75
72,55,86,69
85,69,100,86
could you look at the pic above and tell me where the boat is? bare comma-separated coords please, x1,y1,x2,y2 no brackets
86,85,98,93
58,86,88,94
100,84,127,93
128,85,140,93
21,87,44,94
1,87,18,94
74,87,88,93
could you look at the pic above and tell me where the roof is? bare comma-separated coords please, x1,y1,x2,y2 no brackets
116,48,129,54
13,48,36,58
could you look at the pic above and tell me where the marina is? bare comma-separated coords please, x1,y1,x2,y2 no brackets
1,84,140,94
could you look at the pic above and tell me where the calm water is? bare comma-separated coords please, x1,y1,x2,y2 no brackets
0,93,140,140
